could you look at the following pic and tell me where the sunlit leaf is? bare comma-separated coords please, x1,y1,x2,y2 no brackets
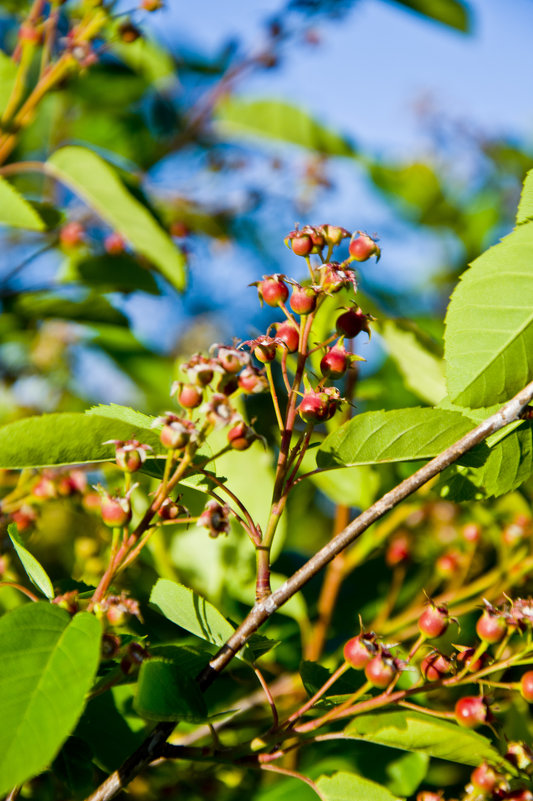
385,0,471,33
316,771,400,801
7,523,54,599
0,176,45,231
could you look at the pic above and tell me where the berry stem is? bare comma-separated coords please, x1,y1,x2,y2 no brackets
285,661,350,727
266,362,284,431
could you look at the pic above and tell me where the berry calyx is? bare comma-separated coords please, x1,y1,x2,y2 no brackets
476,607,507,644
290,285,318,315
335,306,371,338
320,344,349,379
275,321,299,353
256,276,289,307
418,602,450,639
348,231,380,262
343,634,376,669
455,696,488,728
520,671,533,702
364,653,398,689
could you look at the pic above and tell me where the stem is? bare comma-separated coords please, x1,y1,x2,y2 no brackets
200,469,261,546
260,765,325,800
253,665,279,729
0,581,40,602
285,661,350,726
266,362,284,431
1,40,36,125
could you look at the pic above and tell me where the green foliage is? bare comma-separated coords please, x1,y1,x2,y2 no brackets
316,771,401,801
47,147,186,290
0,604,101,795
379,320,446,405
0,177,46,230
7,523,54,599
387,0,471,32
135,658,208,722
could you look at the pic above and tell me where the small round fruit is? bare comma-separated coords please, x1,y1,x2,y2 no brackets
105,232,126,254
276,321,299,353
476,610,507,644
178,384,203,409
343,635,374,669
286,232,313,256
101,496,132,527
320,345,348,379
348,232,380,262
290,286,317,315
521,671,533,702
418,604,449,639
364,654,397,689
455,696,488,728
228,421,256,451
335,307,370,338
254,342,277,363
298,391,328,423
259,277,289,307
386,533,411,567
420,652,452,682
470,762,499,793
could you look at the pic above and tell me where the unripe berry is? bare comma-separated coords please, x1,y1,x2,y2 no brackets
455,696,488,728
158,498,182,521
160,421,191,450
116,445,142,473
59,221,84,248
320,345,349,379
364,654,397,688
105,232,126,255
343,634,376,669
238,366,268,394
290,286,318,315
257,276,289,307
101,495,132,527
254,342,277,363
471,762,500,793
335,306,371,338
420,652,452,681
275,321,299,353
418,603,449,639
520,671,533,702
348,231,380,262
228,421,256,451
178,384,203,409
285,231,313,256
476,609,507,644
320,224,350,247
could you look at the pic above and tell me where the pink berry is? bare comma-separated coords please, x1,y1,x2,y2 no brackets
290,286,318,315
462,522,481,543
275,321,299,354
385,533,411,567
418,603,449,639
455,696,488,728
320,345,349,379
476,609,507,644
227,421,256,451
258,276,289,307
364,654,397,689
470,762,500,793
521,671,533,702
298,391,329,424
178,384,203,409
160,422,191,450
105,232,126,254
286,232,313,256
60,221,84,248
343,635,375,669
101,495,132,527
348,231,380,262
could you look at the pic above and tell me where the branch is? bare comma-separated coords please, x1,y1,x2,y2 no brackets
84,379,533,801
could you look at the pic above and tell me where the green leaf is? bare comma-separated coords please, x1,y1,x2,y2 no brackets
149,578,251,662
386,0,471,32
215,97,357,156
135,659,208,722
0,49,17,116
8,523,54,599
316,771,400,801
13,292,129,326
379,320,446,405
0,176,45,231
0,411,163,469
445,223,533,407
299,661,361,699
516,168,533,224
385,751,428,797
46,146,186,290
112,37,176,87
344,710,503,767
317,407,478,468
77,254,160,295
0,604,101,795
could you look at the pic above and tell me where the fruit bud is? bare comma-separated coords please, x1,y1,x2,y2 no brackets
348,231,380,262
160,420,191,450
253,340,277,363
106,439,151,473
320,262,356,294
284,230,313,256
216,346,249,374
178,383,203,409
476,606,507,644
198,500,231,537
364,652,398,688
420,651,452,681
158,498,185,521
344,633,377,669
238,366,268,394
470,762,501,793
320,224,350,247
521,671,533,702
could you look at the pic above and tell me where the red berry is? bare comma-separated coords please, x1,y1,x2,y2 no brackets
335,307,370,338
471,762,500,793
521,671,533,702
290,286,318,315
178,384,203,409
141,0,163,9
416,794,442,801
462,522,481,543
455,696,488,728
435,550,461,578
238,366,268,394
320,345,349,379
385,533,411,566
365,654,397,688
476,610,507,644
418,603,449,639
258,277,289,307
254,342,277,363
275,321,299,353
343,635,375,669
105,232,126,255
101,495,132,528
420,652,452,681
286,232,313,256
348,231,380,262
228,421,256,451
455,646,486,674
60,221,84,248
298,391,329,423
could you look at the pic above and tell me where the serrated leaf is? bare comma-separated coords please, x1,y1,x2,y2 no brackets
344,710,503,767
316,771,400,801
0,604,101,795
135,659,208,722
0,411,163,469
379,320,446,405
516,168,533,224
317,407,478,468
0,176,45,231
387,0,471,32
215,97,356,156
47,146,186,290
149,578,251,662
444,223,533,407
8,523,54,599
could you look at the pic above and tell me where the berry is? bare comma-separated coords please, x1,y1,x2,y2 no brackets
141,0,163,9
178,384,203,409
348,231,380,262
320,345,349,379
505,742,533,771
476,609,507,644
158,498,182,520
320,224,350,247
420,652,452,681
217,347,247,374
115,444,142,472
471,762,500,793
285,231,313,256
298,390,329,423
435,550,461,578
455,696,488,728
101,495,132,528
59,221,84,248
257,276,289,307
228,421,256,451
343,634,376,669
290,286,318,315
335,307,371,338
520,671,533,702
118,21,141,42
418,603,449,639
385,533,411,567
105,232,126,254
275,321,299,353
364,653,397,688
416,793,443,801
238,366,268,394
254,341,277,363
160,421,191,450
455,646,486,674
462,522,481,543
